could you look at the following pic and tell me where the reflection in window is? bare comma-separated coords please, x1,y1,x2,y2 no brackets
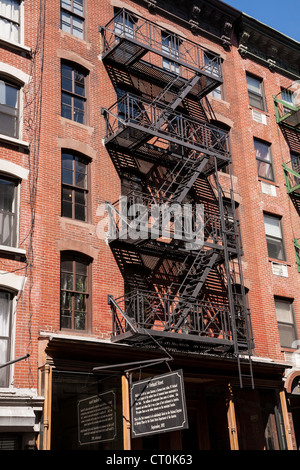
264,214,285,261
61,62,87,124
0,290,13,387
275,298,297,348
61,151,88,221
60,253,90,331
0,0,20,43
0,79,19,138
0,176,17,247
162,31,180,74
61,0,84,39
254,139,274,181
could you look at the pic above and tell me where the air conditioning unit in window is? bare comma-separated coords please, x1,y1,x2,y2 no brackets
252,109,267,125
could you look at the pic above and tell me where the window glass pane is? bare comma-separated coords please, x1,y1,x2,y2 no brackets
74,189,85,205
264,215,282,238
73,0,83,15
275,301,293,323
62,167,73,185
266,237,284,260
278,324,297,348
61,0,71,9
61,11,71,33
0,291,11,336
74,72,85,96
75,204,85,221
5,83,18,108
255,140,271,162
62,153,73,169
247,75,261,94
257,160,274,180
0,179,15,212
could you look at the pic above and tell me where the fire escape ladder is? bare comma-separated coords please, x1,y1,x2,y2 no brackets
164,248,219,332
169,156,209,203
214,169,254,388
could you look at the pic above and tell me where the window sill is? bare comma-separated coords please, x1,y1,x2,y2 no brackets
258,178,279,187
268,258,291,266
0,245,26,258
60,116,94,134
248,105,270,117
60,216,93,230
0,133,29,149
59,30,90,48
0,36,31,54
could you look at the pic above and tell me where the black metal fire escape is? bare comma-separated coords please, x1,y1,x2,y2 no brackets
100,8,254,388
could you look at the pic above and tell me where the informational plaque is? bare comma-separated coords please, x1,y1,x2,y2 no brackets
130,369,188,438
78,390,116,445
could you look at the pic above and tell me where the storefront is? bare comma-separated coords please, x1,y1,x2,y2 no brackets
38,334,295,451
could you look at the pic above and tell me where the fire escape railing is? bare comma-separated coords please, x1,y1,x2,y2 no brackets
273,90,300,129
105,190,239,251
101,92,230,160
283,160,300,196
109,289,251,347
294,238,300,273
100,8,223,88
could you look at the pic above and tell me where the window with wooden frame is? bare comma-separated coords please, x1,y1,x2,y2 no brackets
246,73,267,112
61,62,87,124
60,252,91,331
0,0,21,43
60,0,84,39
254,139,274,181
264,213,286,261
0,175,18,247
0,289,14,387
61,151,89,222
275,298,298,349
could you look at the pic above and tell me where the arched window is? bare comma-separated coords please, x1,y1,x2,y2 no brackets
60,252,92,331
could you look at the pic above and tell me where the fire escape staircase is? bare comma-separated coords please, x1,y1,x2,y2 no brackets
101,9,254,387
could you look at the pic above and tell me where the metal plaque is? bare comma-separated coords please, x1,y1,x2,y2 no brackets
130,369,188,438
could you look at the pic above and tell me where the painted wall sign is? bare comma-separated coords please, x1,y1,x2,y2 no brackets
130,369,188,438
78,390,116,445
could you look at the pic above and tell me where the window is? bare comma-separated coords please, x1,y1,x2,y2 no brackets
275,299,297,348
254,139,274,181
61,62,87,124
0,78,19,138
205,53,222,99
0,175,17,247
61,151,89,221
264,214,285,261
161,31,180,74
246,74,266,111
60,252,91,331
61,0,84,39
0,0,20,43
114,8,135,39
0,290,13,387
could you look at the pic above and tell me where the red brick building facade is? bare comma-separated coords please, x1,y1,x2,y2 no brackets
0,0,299,450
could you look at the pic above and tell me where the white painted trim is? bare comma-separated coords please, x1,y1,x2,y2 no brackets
0,271,26,292
0,61,30,85
0,159,28,180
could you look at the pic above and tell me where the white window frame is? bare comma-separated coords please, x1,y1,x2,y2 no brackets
275,298,298,349
0,270,26,389
0,62,30,146
0,0,26,48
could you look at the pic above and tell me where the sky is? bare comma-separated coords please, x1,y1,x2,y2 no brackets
223,0,300,42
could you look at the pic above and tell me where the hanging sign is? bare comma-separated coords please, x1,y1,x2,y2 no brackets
78,390,116,445
130,369,188,438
